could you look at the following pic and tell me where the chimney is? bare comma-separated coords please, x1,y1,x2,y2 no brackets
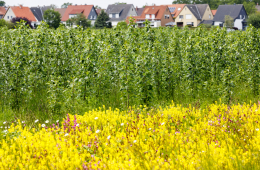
19,5,22,9
75,4,77,6
136,6,138,11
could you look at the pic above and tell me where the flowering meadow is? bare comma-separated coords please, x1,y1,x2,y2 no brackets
0,102,260,169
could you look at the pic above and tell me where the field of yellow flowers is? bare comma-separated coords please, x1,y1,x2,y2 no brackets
1,102,260,169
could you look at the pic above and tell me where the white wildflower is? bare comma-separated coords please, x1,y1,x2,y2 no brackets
133,140,137,143
94,117,98,120
22,121,25,124
107,136,111,140
76,124,79,127
45,120,49,123
3,122,6,124
96,130,100,133
149,128,151,130
42,124,46,128
161,122,165,125
121,123,124,126
35,119,39,123
56,120,59,123
65,133,69,137
256,128,259,131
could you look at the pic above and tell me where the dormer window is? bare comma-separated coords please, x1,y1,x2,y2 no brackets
69,14,77,19
112,14,116,18
146,14,150,19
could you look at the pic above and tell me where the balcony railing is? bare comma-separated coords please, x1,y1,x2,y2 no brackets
136,18,161,23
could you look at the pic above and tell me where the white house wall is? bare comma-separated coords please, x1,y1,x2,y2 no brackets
234,19,243,30
4,8,16,21
214,21,223,26
112,21,119,26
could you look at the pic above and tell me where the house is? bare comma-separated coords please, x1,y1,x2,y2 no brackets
166,4,186,26
256,3,260,12
54,8,66,18
62,5,98,26
106,4,137,26
3,5,37,25
133,5,174,27
213,4,247,30
30,6,52,27
0,7,6,19
95,9,106,15
176,4,213,27
211,10,217,16
136,7,144,16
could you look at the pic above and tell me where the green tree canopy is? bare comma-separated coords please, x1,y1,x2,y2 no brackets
224,15,234,28
94,10,110,28
66,13,91,28
116,21,128,29
0,1,5,6
43,9,61,29
247,12,260,28
243,2,257,15
61,2,72,8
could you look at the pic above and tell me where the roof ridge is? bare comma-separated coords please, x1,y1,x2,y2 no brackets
195,5,201,20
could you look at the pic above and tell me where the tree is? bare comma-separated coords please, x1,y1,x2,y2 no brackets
66,13,91,28
247,12,260,28
95,5,101,9
116,21,127,29
0,1,5,6
61,2,72,8
11,17,33,28
50,4,58,9
43,9,61,29
224,15,234,28
243,2,257,16
94,10,110,28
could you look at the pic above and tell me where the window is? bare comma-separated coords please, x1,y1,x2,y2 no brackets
69,14,76,19
186,14,192,19
7,16,9,19
209,14,211,19
112,14,116,18
171,14,175,17
146,14,150,19
152,14,155,19
179,15,183,19
178,8,181,10
11,16,13,19
187,22,194,26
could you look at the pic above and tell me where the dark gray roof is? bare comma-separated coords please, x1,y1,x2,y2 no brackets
106,4,134,21
213,4,244,22
136,8,144,16
196,4,208,17
185,4,202,20
30,7,43,21
199,20,213,25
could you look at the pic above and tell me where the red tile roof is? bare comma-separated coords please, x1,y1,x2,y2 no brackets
54,8,66,18
140,5,168,19
62,5,94,21
211,10,217,16
10,6,37,21
0,7,6,15
96,9,106,15
69,9,84,14
167,4,186,18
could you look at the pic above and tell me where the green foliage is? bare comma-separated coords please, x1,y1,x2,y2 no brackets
0,26,259,122
247,13,260,28
66,13,91,28
94,10,110,28
0,1,5,6
199,23,212,28
43,9,61,29
61,2,72,8
243,2,257,15
224,15,234,28
0,19,14,29
116,21,128,29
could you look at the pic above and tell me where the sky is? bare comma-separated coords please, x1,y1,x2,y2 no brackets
6,0,173,9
